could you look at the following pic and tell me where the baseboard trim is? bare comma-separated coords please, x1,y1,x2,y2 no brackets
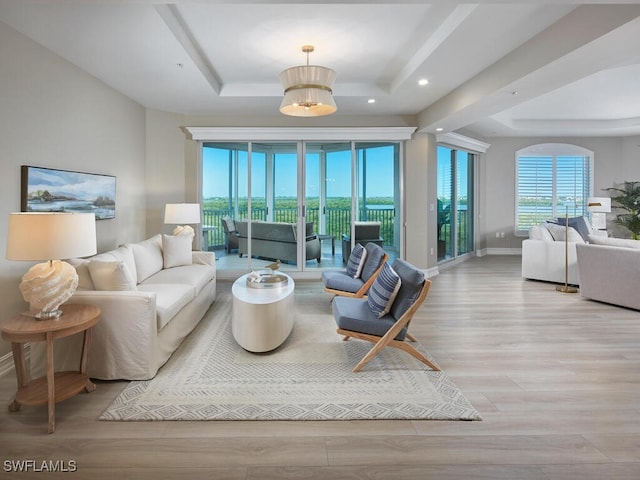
484,247,522,256
0,345,29,379
0,351,15,378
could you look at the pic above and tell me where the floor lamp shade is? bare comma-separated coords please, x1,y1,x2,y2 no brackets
6,212,97,318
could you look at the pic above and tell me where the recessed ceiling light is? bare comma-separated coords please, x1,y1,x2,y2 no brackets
418,79,429,86
367,98,376,104
435,127,444,132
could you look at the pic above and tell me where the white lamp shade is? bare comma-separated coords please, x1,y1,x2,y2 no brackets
587,197,611,213
164,203,201,224
279,65,337,117
6,212,97,261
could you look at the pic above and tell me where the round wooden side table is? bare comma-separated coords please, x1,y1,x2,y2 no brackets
1,303,100,433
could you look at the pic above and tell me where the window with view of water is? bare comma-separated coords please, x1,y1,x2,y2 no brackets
515,144,593,236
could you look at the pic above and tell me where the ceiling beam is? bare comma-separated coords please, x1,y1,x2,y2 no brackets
155,4,222,95
390,4,477,93
417,4,640,134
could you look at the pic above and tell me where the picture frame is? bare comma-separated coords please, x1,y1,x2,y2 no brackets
21,165,116,220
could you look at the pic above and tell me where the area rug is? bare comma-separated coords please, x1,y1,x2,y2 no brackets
100,283,481,421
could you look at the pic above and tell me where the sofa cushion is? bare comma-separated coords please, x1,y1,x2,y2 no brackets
333,297,407,341
367,262,402,318
88,260,137,291
346,243,367,278
322,270,364,293
389,258,425,321
588,235,640,249
137,283,195,331
556,216,591,242
529,224,554,242
65,258,94,290
162,234,193,268
128,234,163,283
545,223,583,243
143,263,214,297
360,243,385,282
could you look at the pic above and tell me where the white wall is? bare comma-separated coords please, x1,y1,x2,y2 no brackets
0,21,147,358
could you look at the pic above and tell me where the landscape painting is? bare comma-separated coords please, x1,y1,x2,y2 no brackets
21,166,116,220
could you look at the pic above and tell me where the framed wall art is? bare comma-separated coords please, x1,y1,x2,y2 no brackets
21,165,116,220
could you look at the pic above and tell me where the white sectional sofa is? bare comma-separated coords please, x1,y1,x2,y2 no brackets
521,221,588,285
31,234,216,380
576,236,640,310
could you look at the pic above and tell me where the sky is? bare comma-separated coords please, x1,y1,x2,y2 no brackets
203,144,397,199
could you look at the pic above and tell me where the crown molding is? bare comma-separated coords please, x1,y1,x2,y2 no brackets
185,127,417,141
436,132,491,153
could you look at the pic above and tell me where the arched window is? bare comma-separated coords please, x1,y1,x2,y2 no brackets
515,143,593,236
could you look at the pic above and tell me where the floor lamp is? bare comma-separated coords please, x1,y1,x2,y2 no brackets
556,206,578,294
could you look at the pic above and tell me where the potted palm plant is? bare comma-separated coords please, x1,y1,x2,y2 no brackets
604,181,640,239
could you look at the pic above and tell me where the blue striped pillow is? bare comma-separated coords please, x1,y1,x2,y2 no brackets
346,243,367,278
367,262,402,318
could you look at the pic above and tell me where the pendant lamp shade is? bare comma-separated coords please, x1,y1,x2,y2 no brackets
279,46,337,117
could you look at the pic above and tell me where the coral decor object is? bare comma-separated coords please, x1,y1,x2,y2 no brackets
19,260,79,318
172,225,195,238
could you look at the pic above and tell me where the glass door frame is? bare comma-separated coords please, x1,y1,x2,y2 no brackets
193,127,415,277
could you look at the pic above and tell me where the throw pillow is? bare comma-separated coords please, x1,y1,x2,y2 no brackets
162,234,193,269
367,262,402,318
545,223,583,243
346,243,368,278
556,216,591,242
65,258,94,290
88,260,136,291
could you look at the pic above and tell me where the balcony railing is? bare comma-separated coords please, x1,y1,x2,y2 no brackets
202,207,396,251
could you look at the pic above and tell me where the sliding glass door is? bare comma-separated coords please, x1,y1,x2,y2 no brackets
203,140,401,272
437,145,474,261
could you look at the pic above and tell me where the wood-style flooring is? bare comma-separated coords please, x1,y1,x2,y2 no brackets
1,255,639,479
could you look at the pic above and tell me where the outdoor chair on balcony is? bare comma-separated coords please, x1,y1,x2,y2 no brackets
221,216,239,253
342,221,384,263
322,242,387,299
332,258,439,373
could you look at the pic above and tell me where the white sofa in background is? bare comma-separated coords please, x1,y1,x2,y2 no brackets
521,220,590,285
31,234,216,380
576,236,640,310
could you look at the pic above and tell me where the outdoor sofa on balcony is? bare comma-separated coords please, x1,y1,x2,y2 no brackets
235,220,321,264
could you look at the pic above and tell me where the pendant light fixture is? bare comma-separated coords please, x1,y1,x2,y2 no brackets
279,45,337,117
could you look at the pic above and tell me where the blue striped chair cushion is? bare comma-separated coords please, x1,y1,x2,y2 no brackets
367,262,402,318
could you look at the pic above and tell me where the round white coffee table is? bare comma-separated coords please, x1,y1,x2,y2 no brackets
231,272,295,352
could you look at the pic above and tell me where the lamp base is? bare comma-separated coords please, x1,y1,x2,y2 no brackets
23,309,64,320
19,260,79,316
556,285,578,294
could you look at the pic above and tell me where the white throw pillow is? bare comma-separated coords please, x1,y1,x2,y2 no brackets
128,234,164,283
88,260,137,291
545,223,583,243
162,234,193,269
529,224,554,242
65,258,94,290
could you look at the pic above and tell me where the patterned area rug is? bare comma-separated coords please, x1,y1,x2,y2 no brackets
101,282,481,421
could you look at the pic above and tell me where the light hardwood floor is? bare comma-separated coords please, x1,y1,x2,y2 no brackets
1,255,639,479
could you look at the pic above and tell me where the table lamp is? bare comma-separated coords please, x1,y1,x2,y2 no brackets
6,212,97,319
164,203,201,239
587,197,611,230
